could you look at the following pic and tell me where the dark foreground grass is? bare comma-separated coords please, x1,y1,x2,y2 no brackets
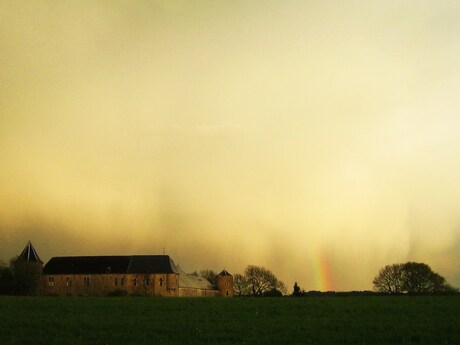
0,296,458,345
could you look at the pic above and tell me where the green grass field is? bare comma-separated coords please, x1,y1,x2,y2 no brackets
0,296,458,344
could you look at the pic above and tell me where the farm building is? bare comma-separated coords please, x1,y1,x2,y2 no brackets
18,242,234,297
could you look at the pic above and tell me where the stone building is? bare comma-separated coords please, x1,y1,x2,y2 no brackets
19,242,233,297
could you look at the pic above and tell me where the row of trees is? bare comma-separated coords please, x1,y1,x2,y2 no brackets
373,262,458,295
233,262,457,296
194,265,287,296
0,258,42,295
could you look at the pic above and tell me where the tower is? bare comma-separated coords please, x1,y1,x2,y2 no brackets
216,269,234,297
16,241,44,295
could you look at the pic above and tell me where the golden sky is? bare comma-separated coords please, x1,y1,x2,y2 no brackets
1,0,459,291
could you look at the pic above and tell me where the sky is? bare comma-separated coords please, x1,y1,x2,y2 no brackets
1,0,460,291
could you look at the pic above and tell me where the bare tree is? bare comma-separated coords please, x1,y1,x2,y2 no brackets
276,280,287,295
373,263,404,294
199,269,218,288
233,273,249,296
244,265,286,296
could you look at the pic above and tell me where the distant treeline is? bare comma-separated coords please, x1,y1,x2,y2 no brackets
294,290,379,297
291,290,459,297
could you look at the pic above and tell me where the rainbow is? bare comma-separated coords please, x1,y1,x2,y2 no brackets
311,250,334,291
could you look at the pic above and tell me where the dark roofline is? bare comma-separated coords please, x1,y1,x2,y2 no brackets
43,256,131,275
46,255,131,259
43,255,179,275
218,269,232,276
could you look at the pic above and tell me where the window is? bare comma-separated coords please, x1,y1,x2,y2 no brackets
48,277,54,287
66,277,72,287
114,278,118,286
159,277,163,287
145,277,150,285
133,278,137,286
84,276,90,286
121,277,125,286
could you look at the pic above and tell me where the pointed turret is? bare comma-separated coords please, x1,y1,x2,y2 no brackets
18,241,43,264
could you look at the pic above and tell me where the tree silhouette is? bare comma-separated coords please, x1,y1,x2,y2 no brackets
0,257,42,295
199,269,218,289
373,262,458,295
233,273,249,296
292,282,302,296
244,265,286,296
402,262,454,294
372,263,404,294
0,262,16,295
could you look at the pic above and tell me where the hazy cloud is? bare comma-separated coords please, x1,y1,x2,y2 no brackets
1,0,460,290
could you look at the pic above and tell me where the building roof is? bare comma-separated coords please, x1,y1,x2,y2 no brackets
128,256,179,274
218,269,232,276
18,241,43,264
174,264,215,290
43,256,131,274
43,254,217,290
43,255,179,275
